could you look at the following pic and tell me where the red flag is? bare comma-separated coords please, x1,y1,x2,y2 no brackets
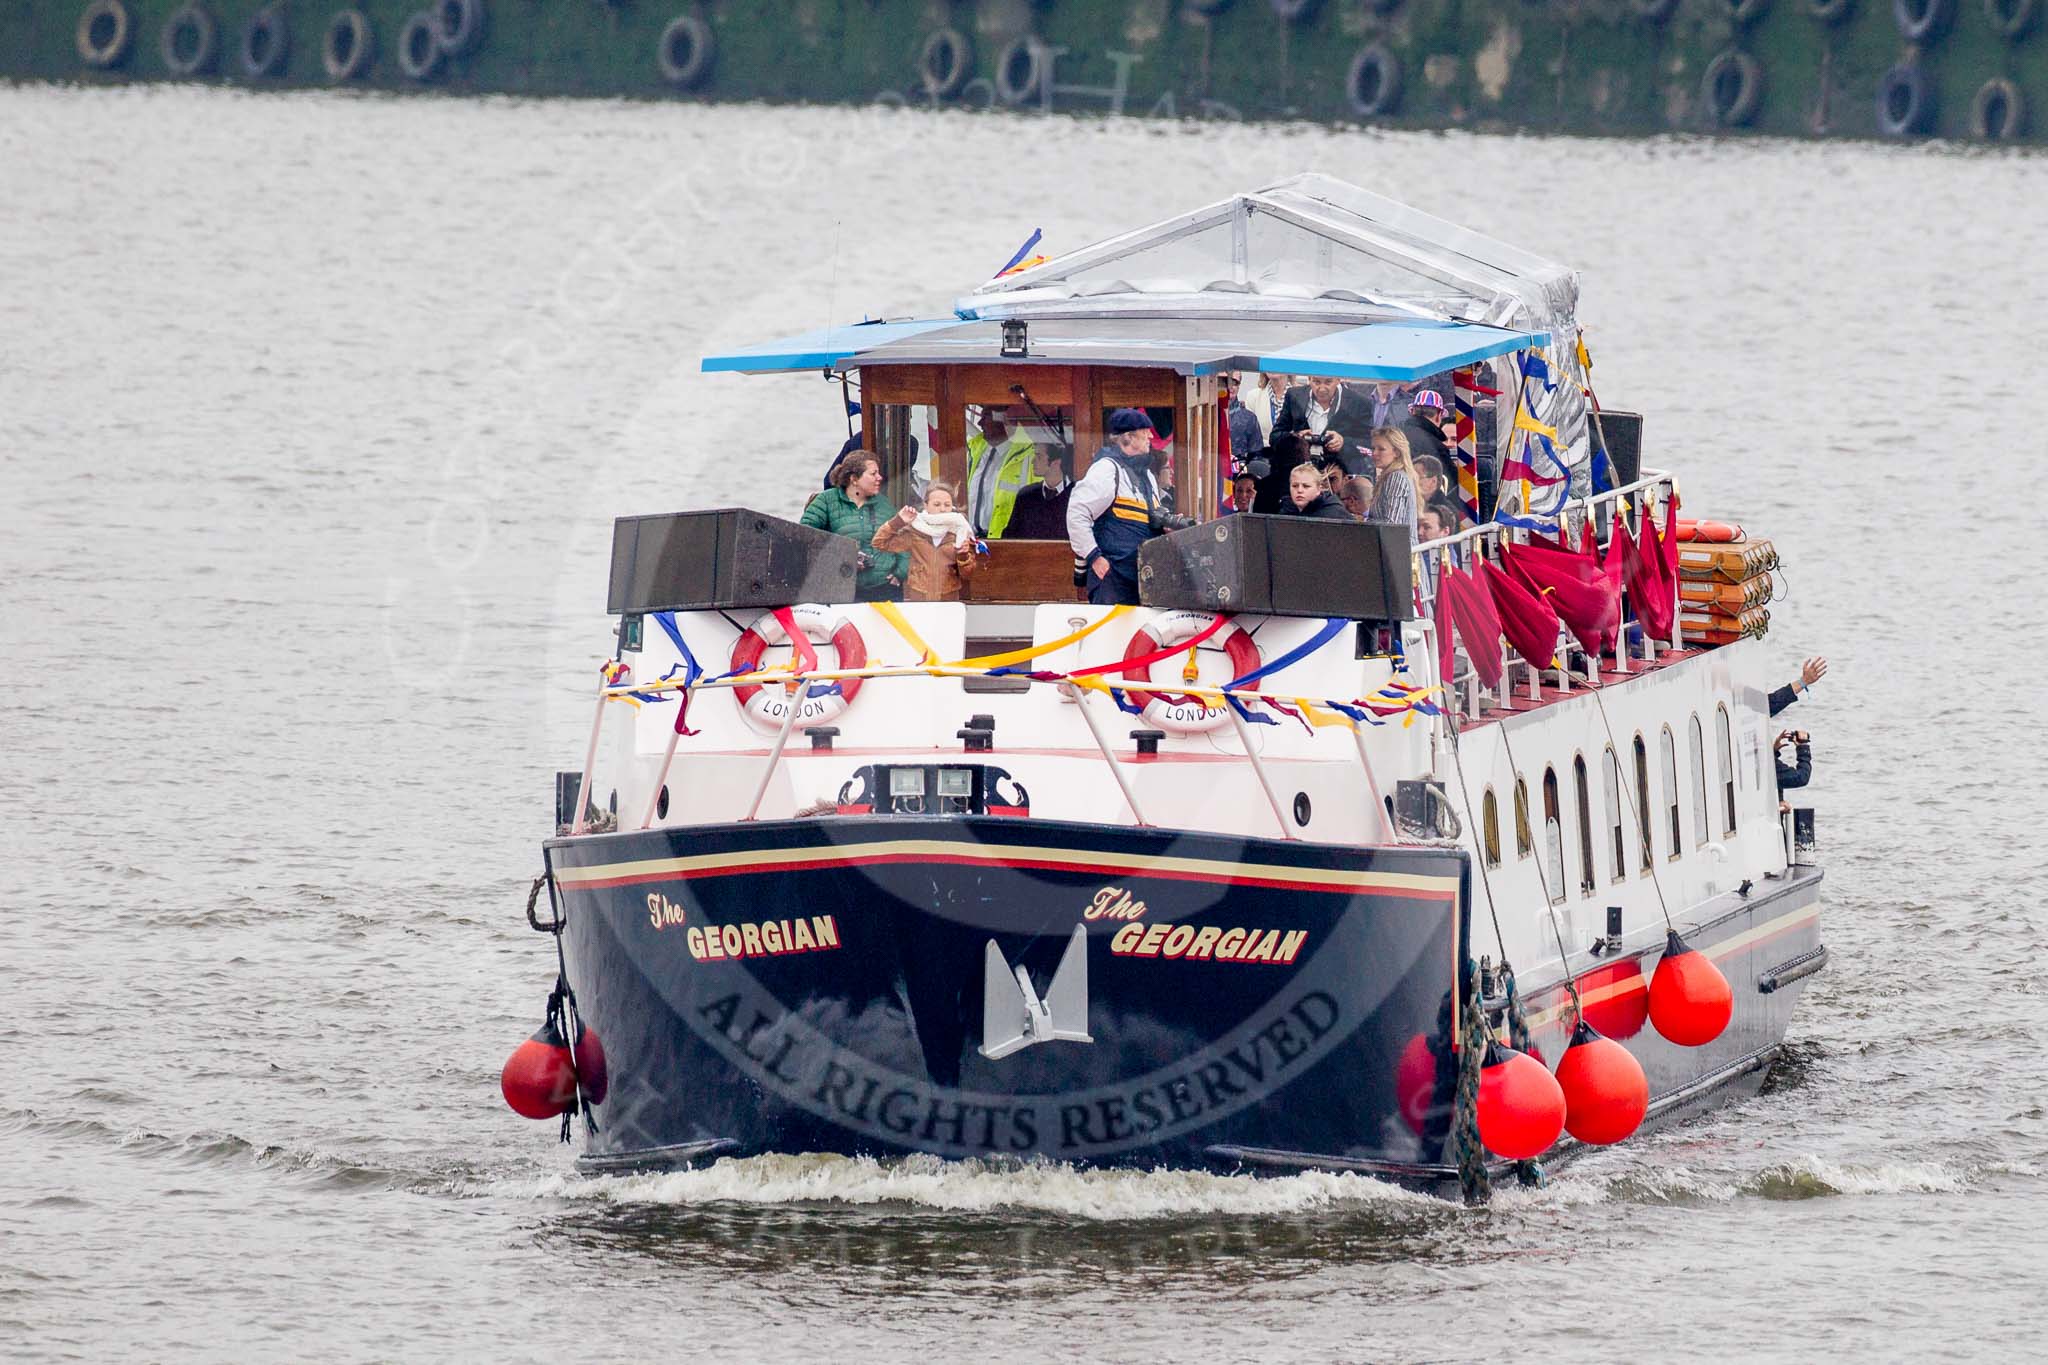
1483,560,1561,671
1624,503,1678,641
1503,540,1621,658
1443,565,1506,690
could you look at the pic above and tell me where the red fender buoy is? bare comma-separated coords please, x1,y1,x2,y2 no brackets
572,1023,608,1105
1395,1032,1437,1136
1555,1021,1650,1145
1649,929,1733,1047
1476,1041,1566,1160
501,1017,578,1120
1575,958,1650,1040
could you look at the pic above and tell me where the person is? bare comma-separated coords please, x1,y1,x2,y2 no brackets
1271,375,1378,480
964,405,1038,538
872,482,978,602
824,434,919,489
1774,728,1812,793
1232,472,1260,514
1371,380,1416,429
1068,408,1167,606
1257,372,1290,441
1365,426,1419,537
1001,447,1073,540
1222,371,1266,469
800,452,907,600
1282,460,1352,521
1769,656,1828,716
1412,454,1466,533
1339,475,1372,520
1323,462,1347,496
1402,390,1451,468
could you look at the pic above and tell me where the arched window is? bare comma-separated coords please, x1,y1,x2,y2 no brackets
1660,726,1680,860
1514,777,1532,858
1573,755,1595,896
1482,787,1501,868
1634,733,1652,872
1542,767,1565,903
1716,705,1737,835
1604,746,1625,883
1689,714,1709,847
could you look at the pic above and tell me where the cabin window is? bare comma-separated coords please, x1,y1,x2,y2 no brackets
1660,726,1680,860
1514,777,1532,858
1634,733,1652,872
1542,767,1565,904
1572,755,1595,897
1605,746,1626,883
1689,714,1710,848
1716,705,1737,836
1482,787,1501,868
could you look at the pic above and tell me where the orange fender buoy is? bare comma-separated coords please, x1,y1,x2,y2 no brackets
1476,1042,1566,1159
1674,518,1745,543
1555,1021,1650,1145
1648,929,1733,1046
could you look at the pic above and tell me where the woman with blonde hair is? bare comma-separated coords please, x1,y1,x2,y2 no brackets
1365,425,1419,537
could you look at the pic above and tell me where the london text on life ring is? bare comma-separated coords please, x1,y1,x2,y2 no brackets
729,605,869,733
1119,611,1262,736
76,0,133,69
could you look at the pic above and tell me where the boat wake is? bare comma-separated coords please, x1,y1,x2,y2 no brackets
522,1152,1443,1220
1588,1155,1969,1205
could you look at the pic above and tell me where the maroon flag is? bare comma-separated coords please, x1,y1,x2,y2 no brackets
1443,564,1506,689
1483,559,1562,671
1503,539,1621,658
1624,502,1679,641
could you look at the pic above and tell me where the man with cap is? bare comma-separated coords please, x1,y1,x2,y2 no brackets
1401,389,1452,468
1067,408,1167,606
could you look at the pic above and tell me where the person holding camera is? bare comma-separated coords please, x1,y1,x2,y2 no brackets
1068,408,1175,606
1259,375,1376,512
1774,729,1812,801
800,451,908,601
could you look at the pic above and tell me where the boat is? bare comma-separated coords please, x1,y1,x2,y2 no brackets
501,174,1827,1200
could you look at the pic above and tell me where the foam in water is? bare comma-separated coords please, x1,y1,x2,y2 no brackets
520,1152,1443,1220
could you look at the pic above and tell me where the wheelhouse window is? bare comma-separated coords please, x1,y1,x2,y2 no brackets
1482,787,1501,868
1634,733,1652,872
1689,714,1710,848
1542,767,1565,904
1716,704,1737,835
1573,755,1595,897
1660,726,1680,860
1514,777,1532,858
1605,746,1626,883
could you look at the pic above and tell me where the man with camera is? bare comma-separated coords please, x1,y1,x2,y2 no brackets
1258,375,1377,512
1067,408,1182,606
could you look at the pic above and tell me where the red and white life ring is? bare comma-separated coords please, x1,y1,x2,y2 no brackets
1119,610,1262,735
728,605,868,732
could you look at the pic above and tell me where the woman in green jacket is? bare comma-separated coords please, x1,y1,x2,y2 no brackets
800,452,907,600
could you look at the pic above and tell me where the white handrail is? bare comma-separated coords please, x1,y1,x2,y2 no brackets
1415,466,1677,557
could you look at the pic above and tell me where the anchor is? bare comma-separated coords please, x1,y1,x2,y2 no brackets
979,924,1092,1060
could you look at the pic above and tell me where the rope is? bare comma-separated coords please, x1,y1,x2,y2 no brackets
1453,957,1492,1206
534,875,597,1144
1499,963,1545,1188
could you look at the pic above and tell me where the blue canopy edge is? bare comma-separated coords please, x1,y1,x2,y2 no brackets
700,319,959,374
1255,322,1548,384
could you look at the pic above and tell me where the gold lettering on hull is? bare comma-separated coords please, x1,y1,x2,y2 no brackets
685,914,841,963
1109,922,1307,964
1082,886,1148,921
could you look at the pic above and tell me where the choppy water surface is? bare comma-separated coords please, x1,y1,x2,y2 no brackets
4,86,2045,1362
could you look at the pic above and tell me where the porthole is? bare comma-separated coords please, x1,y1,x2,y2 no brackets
656,786,670,819
1293,791,1312,827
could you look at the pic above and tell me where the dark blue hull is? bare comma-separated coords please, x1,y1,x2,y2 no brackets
540,818,1823,1182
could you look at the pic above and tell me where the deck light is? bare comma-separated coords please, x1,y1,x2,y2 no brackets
1000,319,1029,358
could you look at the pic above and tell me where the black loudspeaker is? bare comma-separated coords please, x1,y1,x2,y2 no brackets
1592,410,1643,488
607,508,860,615
1136,516,1414,621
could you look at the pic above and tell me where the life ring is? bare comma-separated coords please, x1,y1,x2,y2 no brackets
323,10,374,82
160,2,219,77
918,27,972,98
1725,0,1772,23
1876,63,1934,136
433,0,485,58
241,5,289,79
729,606,868,733
397,10,442,80
993,37,1046,106
1970,77,2026,139
1701,51,1764,128
1674,518,1746,543
657,16,714,90
1986,0,2038,36
1119,611,1263,736
1893,0,1953,39
1345,45,1403,119
1806,0,1856,24
76,0,133,69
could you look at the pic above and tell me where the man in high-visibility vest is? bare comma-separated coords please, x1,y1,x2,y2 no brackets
964,405,1037,538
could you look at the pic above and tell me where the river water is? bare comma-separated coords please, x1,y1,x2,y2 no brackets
4,85,2044,1361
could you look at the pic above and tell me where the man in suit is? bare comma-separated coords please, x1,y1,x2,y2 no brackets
1258,375,1377,511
